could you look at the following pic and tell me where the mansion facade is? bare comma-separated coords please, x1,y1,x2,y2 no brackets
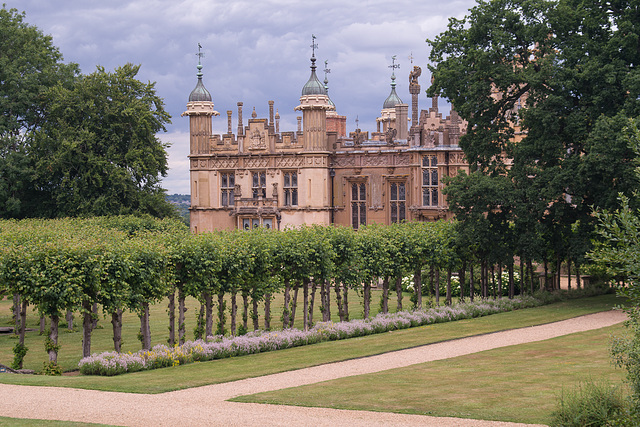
183,48,468,232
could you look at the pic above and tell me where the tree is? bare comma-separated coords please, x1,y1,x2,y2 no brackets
0,6,79,218
31,63,174,218
428,0,640,277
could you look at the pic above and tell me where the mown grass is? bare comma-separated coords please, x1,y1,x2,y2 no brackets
233,323,628,425
0,294,622,394
0,418,109,426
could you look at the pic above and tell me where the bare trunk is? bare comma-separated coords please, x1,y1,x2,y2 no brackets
414,267,422,309
18,300,27,347
289,285,299,328
576,263,581,289
264,293,271,330
282,279,291,328
527,258,535,294
556,254,562,291
395,276,403,312
178,287,186,345
216,291,225,337
508,262,514,299
197,303,205,339
251,288,259,331
230,290,237,336
446,268,452,306
319,280,327,321
205,292,214,338
66,309,74,331
382,276,389,314
168,290,175,346
309,281,317,326
82,300,93,358
497,264,503,299
303,278,309,331
48,314,59,363
343,285,349,321
435,268,440,306
429,266,435,297
12,294,20,335
335,282,344,322
469,261,474,302
519,256,525,295
111,309,122,352
491,264,496,299
567,258,572,290
242,291,249,330
39,315,45,335
363,281,371,319
140,302,151,350
459,260,466,302
323,280,331,322
543,256,549,290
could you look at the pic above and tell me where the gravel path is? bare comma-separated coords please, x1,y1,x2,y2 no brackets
0,310,627,427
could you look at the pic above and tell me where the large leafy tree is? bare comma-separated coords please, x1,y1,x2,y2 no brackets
32,63,174,218
429,0,640,269
0,6,78,217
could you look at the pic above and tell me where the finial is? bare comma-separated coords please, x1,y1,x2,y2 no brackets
408,52,414,64
355,115,360,129
323,60,331,85
388,55,400,77
311,34,318,58
196,43,205,78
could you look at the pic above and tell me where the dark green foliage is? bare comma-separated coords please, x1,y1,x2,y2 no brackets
550,381,627,427
11,342,28,370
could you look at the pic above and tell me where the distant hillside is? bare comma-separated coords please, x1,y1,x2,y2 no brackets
166,194,190,224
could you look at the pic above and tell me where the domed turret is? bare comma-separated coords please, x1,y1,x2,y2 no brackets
189,63,212,102
301,56,326,96
383,72,402,109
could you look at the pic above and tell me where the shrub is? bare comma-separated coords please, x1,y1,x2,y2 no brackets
550,380,627,427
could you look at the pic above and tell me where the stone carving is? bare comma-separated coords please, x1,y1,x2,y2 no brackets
362,155,388,167
211,158,238,169
272,182,278,197
450,152,466,164
333,156,356,167
234,183,242,198
275,157,304,168
395,154,411,165
250,129,266,149
385,128,397,144
246,158,269,169
409,66,421,87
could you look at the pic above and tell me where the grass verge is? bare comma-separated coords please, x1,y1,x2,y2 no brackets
0,294,622,394
232,323,627,425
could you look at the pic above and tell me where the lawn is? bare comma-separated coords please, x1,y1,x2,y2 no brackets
0,293,623,394
232,323,628,425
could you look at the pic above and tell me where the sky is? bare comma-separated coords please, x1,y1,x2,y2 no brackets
5,0,477,194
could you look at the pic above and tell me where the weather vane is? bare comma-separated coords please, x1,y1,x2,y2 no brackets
311,34,318,57
196,43,205,65
323,60,331,80
408,52,414,64
355,115,359,129
389,55,400,74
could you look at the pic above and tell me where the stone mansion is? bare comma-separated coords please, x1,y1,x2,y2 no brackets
183,45,468,232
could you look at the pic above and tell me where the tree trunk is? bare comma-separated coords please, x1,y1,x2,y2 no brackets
335,282,345,322
446,268,452,306
382,276,389,314
323,280,331,321
459,260,466,303
111,309,123,352
527,258,535,294
18,300,27,348
13,294,20,335
303,279,309,331
39,315,45,335
178,287,186,345
414,267,422,309
543,256,549,290
435,268,440,306
205,292,214,338
289,285,299,328
491,264,496,299
343,285,349,321
251,289,259,331
395,275,403,312
309,280,317,326
82,300,93,358
567,258,572,290
242,291,249,330
508,262,514,299
168,290,175,346
216,291,224,337
230,289,237,336
48,314,59,363
576,263,581,289
556,254,562,291
519,256,525,295
264,292,271,330
140,302,151,350
197,303,205,339
66,309,74,331
497,264,503,299
429,266,435,297
469,261,474,302
320,280,327,321
282,279,291,328
363,281,371,319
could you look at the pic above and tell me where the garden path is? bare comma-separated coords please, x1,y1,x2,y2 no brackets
0,309,627,427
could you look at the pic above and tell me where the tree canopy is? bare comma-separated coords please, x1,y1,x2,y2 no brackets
0,6,175,219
